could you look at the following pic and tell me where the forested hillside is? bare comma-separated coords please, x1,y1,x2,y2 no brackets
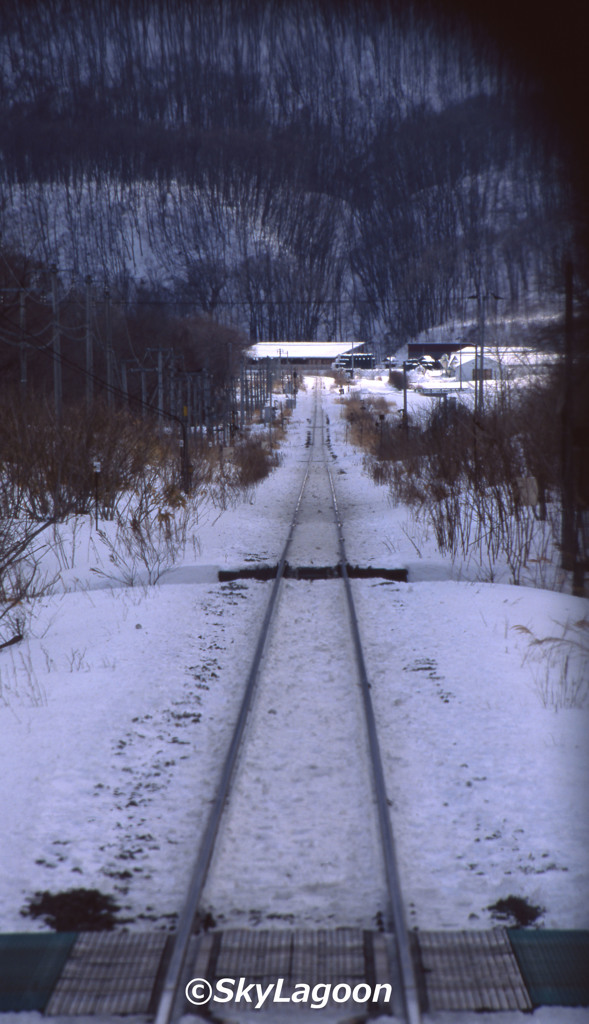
0,0,576,350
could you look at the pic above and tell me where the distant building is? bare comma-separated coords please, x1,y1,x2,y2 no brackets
447,346,554,382
448,348,500,382
407,341,464,360
246,341,367,370
487,347,556,377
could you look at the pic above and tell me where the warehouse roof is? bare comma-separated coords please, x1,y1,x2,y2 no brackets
247,341,363,360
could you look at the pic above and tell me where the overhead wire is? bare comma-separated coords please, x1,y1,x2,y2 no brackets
14,321,209,432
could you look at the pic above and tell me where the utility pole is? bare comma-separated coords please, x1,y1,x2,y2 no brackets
169,362,176,419
402,361,409,436
51,265,62,420
561,259,576,573
194,375,202,438
104,288,113,409
267,359,273,443
204,372,212,439
85,276,93,409
184,373,191,429
477,292,485,413
121,360,128,405
19,288,27,397
471,290,502,414
467,286,481,415
157,349,164,424
179,418,190,493
227,342,233,443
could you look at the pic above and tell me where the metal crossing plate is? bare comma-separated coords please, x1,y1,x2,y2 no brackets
45,931,169,1016
417,929,532,1011
5,927,585,1014
0,933,77,1012
508,929,589,1006
212,928,367,984
187,928,395,1012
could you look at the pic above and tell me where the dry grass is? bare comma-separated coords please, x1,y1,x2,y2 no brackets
342,394,393,452
231,433,282,488
388,369,406,390
0,393,180,520
343,375,571,586
0,387,292,639
515,617,589,708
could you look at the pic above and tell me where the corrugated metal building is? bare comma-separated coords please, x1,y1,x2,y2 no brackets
247,341,366,369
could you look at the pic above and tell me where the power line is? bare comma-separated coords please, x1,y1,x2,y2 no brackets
1,286,413,309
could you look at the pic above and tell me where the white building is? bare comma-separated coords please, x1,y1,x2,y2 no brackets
448,347,500,383
448,346,555,383
246,341,366,369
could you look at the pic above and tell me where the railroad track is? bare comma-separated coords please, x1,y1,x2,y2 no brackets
154,381,421,1023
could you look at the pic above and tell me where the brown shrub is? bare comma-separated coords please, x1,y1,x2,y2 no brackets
0,393,178,520
232,434,281,488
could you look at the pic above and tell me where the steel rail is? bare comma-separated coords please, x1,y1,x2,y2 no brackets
320,402,422,1024
155,383,420,1023
153,398,319,1024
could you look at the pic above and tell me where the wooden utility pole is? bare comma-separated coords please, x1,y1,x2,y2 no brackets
183,373,191,428
169,362,176,419
561,260,576,572
195,374,203,437
51,265,62,419
19,288,26,397
157,349,164,424
204,372,212,438
477,292,486,413
104,288,113,408
141,367,147,417
85,276,93,409
121,360,128,404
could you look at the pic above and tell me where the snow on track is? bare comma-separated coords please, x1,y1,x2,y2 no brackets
202,573,385,930
202,396,385,929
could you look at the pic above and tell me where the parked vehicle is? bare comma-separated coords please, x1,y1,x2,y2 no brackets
332,352,376,371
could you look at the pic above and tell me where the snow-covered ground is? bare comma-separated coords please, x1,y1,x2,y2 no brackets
1,376,588,1021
